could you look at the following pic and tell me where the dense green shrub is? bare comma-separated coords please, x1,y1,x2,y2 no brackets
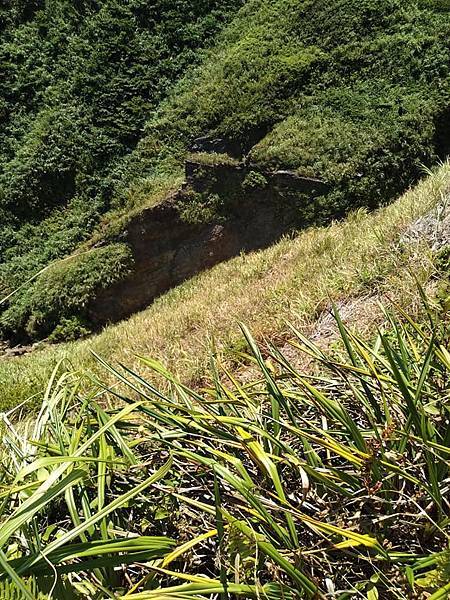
0,0,243,223
177,190,226,224
47,316,92,343
129,0,450,212
242,170,268,191
0,243,133,341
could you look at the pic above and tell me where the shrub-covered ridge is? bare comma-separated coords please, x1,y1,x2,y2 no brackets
2,0,450,342
136,0,450,218
0,243,133,342
0,0,243,297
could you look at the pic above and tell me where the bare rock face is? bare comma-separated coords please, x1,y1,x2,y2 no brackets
400,198,450,251
0,341,37,359
88,158,330,327
88,188,296,325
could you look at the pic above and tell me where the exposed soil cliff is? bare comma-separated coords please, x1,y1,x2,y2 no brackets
88,157,328,326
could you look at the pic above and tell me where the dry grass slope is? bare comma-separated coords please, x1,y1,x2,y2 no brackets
1,162,449,413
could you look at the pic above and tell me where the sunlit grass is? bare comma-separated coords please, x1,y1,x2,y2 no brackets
1,287,448,597
0,162,449,413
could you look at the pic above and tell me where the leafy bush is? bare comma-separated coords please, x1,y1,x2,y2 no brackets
0,0,243,223
0,243,133,341
47,315,92,343
421,0,450,10
242,170,268,191
177,190,226,225
1,294,449,597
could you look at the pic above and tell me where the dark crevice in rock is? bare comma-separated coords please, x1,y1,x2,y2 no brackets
185,156,329,197
190,136,243,158
189,123,272,159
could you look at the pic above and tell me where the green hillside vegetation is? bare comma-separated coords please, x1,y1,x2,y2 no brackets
1,244,134,342
2,0,450,341
2,1,450,597
0,0,243,327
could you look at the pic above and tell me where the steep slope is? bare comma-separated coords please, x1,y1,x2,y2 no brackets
1,0,450,343
1,161,449,412
0,0,243,308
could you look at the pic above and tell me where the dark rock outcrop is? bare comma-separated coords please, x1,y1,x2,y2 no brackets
189,122,271,157
89,188,295,325
185,157,329,198
271,170,330,196
0,341,41,359
88,157,330,327
190,135,242,157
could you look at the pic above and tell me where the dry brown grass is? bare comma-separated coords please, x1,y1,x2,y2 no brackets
1,163,449,413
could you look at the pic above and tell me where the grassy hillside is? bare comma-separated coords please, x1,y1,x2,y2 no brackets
126,0,450,219
1,161,449,413
2,0,450,342
141,0,450,208
1,170,449,598
2,4,450,596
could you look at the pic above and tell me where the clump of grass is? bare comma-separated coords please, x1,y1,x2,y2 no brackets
1,289,449,597
0,368,178,598
0,243,134,342
186,152,240,167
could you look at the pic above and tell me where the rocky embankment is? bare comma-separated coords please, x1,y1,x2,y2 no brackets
0,340,40,359
88,141,328,326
